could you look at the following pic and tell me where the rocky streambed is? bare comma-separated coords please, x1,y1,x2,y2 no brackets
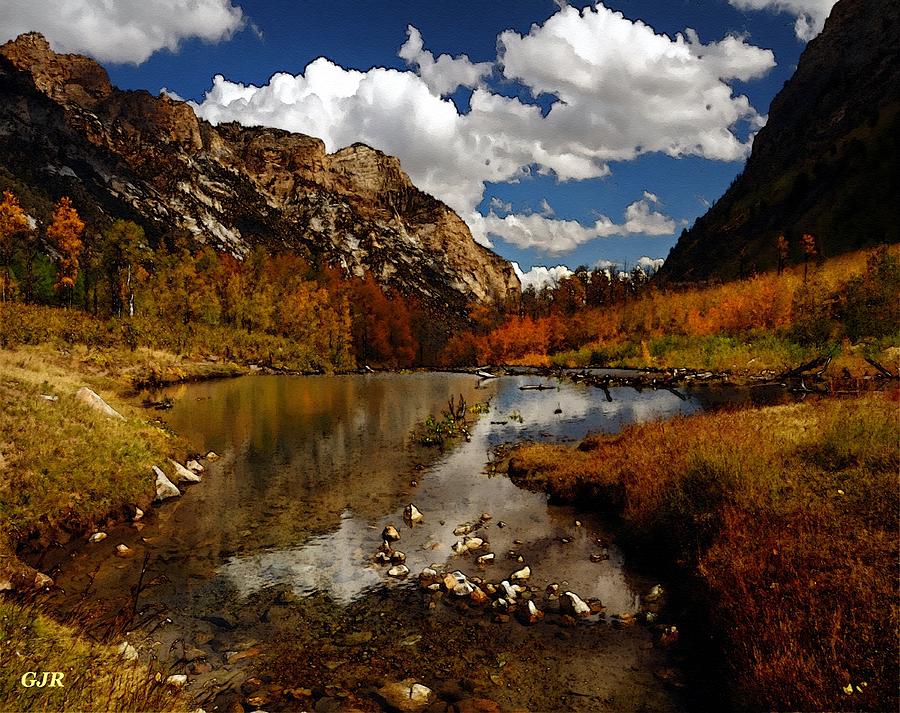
32,373,795,712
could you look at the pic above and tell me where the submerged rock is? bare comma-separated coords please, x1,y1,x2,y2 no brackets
115,544,134,558
376,680,434,713
170,459,201,483
75,386,125,420
560,591,591,618
153,466,181,501
388,564,410,578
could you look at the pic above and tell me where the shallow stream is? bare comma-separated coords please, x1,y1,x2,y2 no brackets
40,373,791,712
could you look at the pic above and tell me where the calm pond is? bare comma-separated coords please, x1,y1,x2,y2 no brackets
43,373,790,712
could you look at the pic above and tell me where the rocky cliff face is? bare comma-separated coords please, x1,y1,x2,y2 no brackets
0,33,519,313
657,0,900,284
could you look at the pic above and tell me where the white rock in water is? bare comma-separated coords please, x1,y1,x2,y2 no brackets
115,544,134,558
521,600,543,624
453,581,475,597
388,565,410,578
117,641,139,661
561,591,591,618
499,580,517,600
643,584,664,602
165,674,187,687
153,466,181,501
205,451,220,461
453,524,474,537
390,551,407,565
382,525,401,542
510,565,531,581
89,532,107,543
186,459,204,473
377,680,434,713
476,553,494,565
75,387,125,420
404,504,424,525
452,541,467,555
133,508,143,522
170,460,201,483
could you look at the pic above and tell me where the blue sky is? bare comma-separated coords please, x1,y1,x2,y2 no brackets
2,1,838,286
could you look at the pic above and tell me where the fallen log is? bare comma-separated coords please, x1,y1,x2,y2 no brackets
781,356,831,379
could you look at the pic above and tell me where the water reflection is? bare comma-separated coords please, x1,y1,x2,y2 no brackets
178,375,705,607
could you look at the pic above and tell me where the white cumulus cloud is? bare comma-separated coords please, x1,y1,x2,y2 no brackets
188,3,775,252
728,0,838,41
512,263,574,291
471,193,676,255
398,26,492,96
1,0,246,65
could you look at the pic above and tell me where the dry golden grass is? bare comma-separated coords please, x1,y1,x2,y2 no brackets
0,598,189,712
508,393,899,711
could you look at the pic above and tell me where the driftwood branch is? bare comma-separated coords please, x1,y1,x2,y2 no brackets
864,357,897,379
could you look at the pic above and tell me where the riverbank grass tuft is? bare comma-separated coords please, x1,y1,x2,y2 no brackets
507,394,899,711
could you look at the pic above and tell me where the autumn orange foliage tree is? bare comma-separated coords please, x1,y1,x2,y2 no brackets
46,197,85,305
0,190,31,302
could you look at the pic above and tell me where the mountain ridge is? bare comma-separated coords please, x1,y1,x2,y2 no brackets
0,32,519,314
657,0,900,285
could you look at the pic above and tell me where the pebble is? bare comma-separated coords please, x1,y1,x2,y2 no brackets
186,459,204,473
464,537,484,550
116,642,139,661
382,525,401,542
470,587,489,605
499,581,517,601
132,508,143,522
453,524,474,536
480,512,492,521
89,532,107,543
205,451,219,461
519,600,543,625
390,551,407,565
404,504,424,525
510,565,531,582
388,565,410,578
643,584,664,603
115,544,134,558
376,680,434,713
497,521,507,528
560,591,591,618
166,674,187,688
476,553,495,565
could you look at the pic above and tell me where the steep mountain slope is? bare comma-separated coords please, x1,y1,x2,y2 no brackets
658,0,900,284
0,33,519,313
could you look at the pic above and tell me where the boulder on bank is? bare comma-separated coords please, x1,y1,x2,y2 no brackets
75,387,125,420
153,465,181,501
